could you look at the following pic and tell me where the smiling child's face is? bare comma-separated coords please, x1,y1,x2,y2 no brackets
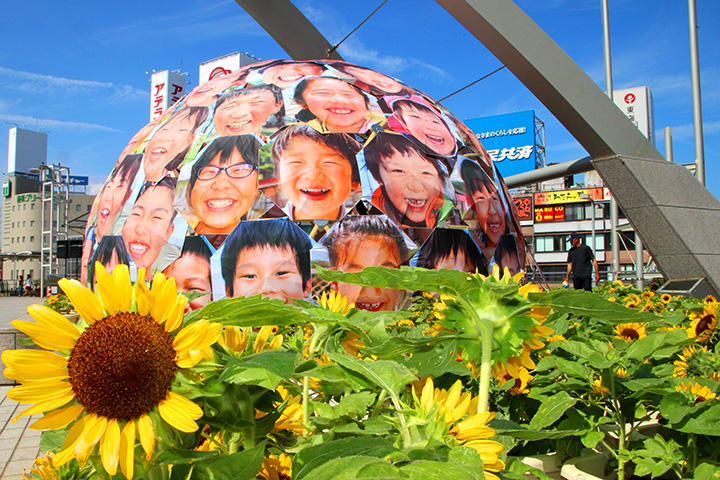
190,148,258,234
121,186,175,274
397,105,454,156
144,113,196,181
230,245,309,304
471,184,506,247
262,63,322,89
301,78,368,133
185,74,237,107
278,137,354,220
213,89,281,136
334,235,402,311
378,148,442,226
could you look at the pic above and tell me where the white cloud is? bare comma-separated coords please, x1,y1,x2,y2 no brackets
0,114,119,132
0,67,147,100
94,1,264,45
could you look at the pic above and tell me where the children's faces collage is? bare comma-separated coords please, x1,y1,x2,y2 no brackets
82,60,526,312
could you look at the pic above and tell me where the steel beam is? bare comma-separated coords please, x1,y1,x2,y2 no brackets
233,0,343,61
234,0,720,295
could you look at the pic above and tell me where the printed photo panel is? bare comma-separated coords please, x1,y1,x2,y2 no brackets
211,218,314,305
260,125,363,221
315,215,416,312
412,228,489,276
357,132,456,229
175,135,264,235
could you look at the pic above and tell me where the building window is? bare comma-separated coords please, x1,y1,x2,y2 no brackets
11,238,13,244
12,206,14,212
30,236,34,242
564,204,585,221
22,236,25,242
87,205,91,212
535,235,565,253
76,204,81,211
30,220,35,227
22,221,25,227
11,222,14,228
31,203,35,210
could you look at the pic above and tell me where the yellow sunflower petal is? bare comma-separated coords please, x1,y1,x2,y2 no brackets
111,264,133,312
173,319,220,353
134,270,150,316
164,295,187,332
29,404,83,431
137,414,155,460
253,325,272,353
157,392,202,433
75,414,107,465
1,349,68,369
175,350,206,369
4,365,68,383
11,320,77,351
444,380,463,411
119,419,136,479
11,390,76,423
58,278,104,324
95,262,120,315
7,380,73,404
151,274,177,324
100,418,120,476
420,377,435,413
27,305,81,341
54,415,90,467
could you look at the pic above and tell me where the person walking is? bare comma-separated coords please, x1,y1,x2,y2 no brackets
563,233,600,291
23,274,34,296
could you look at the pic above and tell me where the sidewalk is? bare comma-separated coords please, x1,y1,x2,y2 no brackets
0,297,46,480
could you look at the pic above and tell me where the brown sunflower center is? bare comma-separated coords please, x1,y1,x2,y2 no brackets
620,328,640,340
695,315,712,335
67,312,178,421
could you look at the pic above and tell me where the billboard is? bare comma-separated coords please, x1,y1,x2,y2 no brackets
464,110,538,178
613,86,654,144
7,127,47,174
150,70,187,121
199,52,258,85
534,187,609,205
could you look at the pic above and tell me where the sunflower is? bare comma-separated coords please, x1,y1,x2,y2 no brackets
259,453,292,480
261,385,305,435
591,377,610,396
547,335,567,343
318,289,354,314
418,378,505,480
673,344,714,378
23,453,58,480
704,295,717,305
687,303,718,343
491,361,532,395
615,367,627,378
615,323,647,342
2,263,222,479
641,290,655,300
676,381,717,402
641,301,654,312
624,296,640,309
660,293,673,304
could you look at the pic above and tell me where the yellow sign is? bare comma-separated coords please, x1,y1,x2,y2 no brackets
534,187,605,205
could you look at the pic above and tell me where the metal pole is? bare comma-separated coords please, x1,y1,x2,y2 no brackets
664,127,673,162
688,0,705,185
602,0,620,281
635,233,644,290
591,199,597,285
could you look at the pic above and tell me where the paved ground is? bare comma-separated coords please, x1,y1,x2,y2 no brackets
0,296,46,480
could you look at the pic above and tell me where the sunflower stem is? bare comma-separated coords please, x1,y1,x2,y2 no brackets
478,323,494,414
302,375,311,427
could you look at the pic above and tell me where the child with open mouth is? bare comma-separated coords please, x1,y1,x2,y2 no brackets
271,124,361,221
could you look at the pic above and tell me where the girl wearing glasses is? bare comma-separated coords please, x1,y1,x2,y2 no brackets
188,135,262,235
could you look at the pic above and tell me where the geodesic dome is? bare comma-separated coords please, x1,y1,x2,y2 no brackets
82,59,527,311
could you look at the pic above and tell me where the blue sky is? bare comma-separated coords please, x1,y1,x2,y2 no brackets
0,0,717,198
